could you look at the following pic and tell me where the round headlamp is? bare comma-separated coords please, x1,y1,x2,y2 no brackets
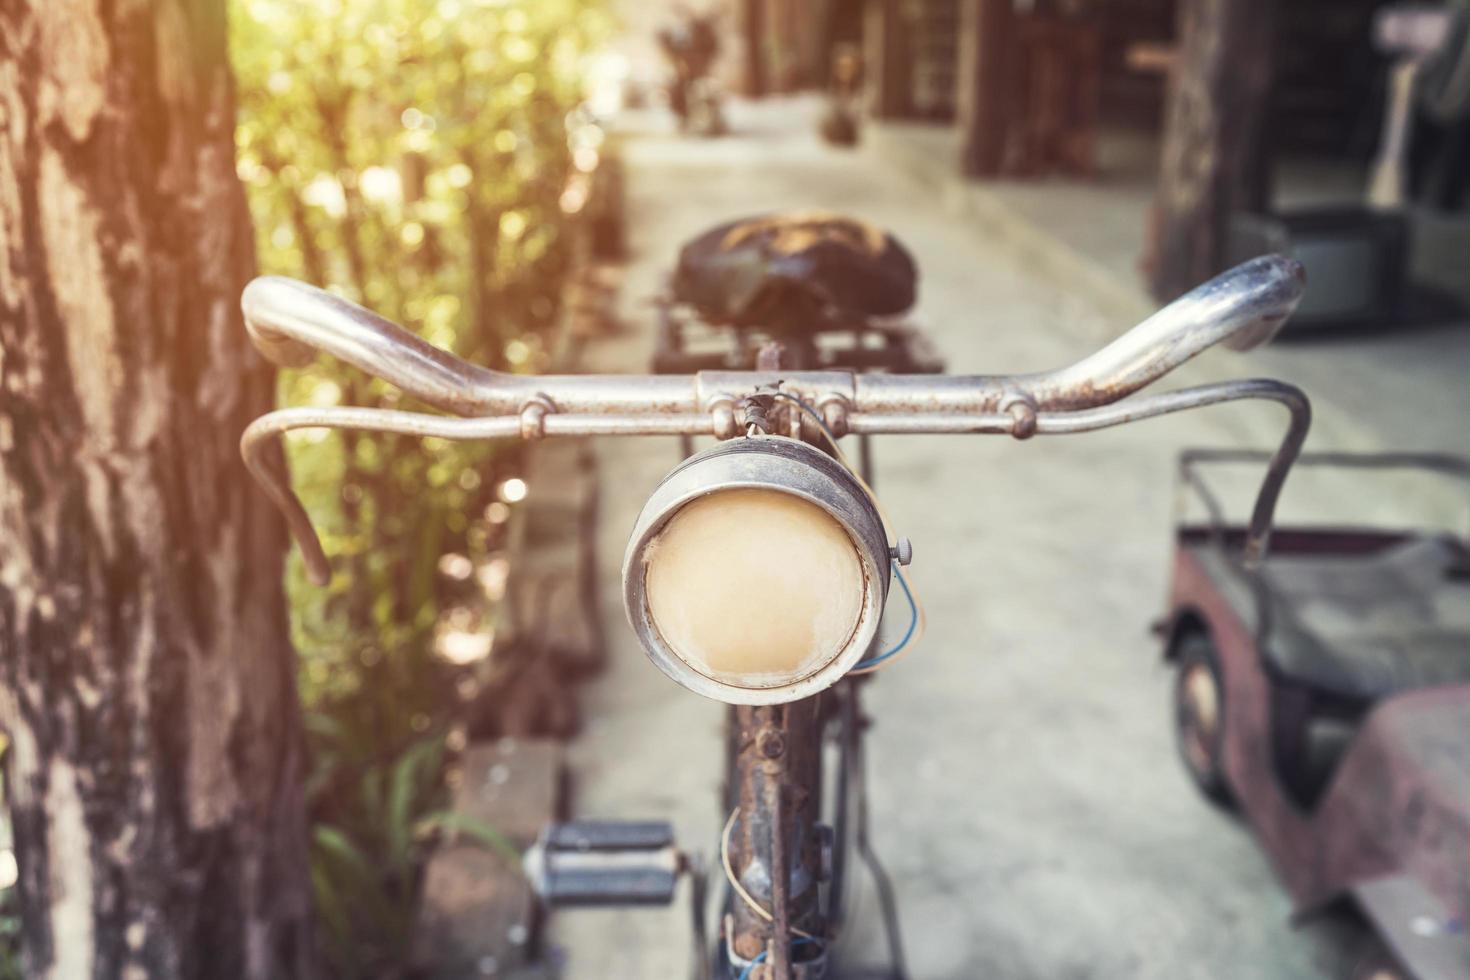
623,436,890,705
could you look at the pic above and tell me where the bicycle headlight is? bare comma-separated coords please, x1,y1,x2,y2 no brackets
623,436,890,705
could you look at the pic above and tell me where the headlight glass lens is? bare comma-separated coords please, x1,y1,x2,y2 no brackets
642,488,865,688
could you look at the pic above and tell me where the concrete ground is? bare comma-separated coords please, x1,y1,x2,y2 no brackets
546,95,1468,979
865,120,1470,460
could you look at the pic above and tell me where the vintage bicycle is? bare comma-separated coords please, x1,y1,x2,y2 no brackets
240,221,1311,980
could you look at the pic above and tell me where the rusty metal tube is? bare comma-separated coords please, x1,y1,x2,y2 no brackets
846,413,1012,434
242,256,1305,419
240,407,523,586
241,407,713,587
241,382,1309,585
853,255,1305,413
240,257,1311,586
767,775,791,979
849,378,1308,561
242,276,698,415
1031,379,1311,564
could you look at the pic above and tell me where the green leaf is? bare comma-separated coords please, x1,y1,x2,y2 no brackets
310,858,351,952
231,0,612,967
311,824,400,945
387,735,445,866
303,711,349,747
311,824,376,891
360,766,383,828
417,810,522,866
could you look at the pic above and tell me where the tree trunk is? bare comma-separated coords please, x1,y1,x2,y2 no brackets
1147,0,1276,300
0,2,314,978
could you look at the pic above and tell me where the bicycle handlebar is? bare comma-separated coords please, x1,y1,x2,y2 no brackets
244,255,1304,418
240,254,1311,585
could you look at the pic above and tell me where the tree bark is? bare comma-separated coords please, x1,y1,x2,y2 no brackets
0,1,314,978
1147,0,1277,300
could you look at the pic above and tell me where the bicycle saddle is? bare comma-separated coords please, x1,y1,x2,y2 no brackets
671,211,918,332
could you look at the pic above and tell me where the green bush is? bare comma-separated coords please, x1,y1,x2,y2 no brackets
232,0,609,973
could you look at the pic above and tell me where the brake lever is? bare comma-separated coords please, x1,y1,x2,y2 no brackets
242,408,524,586
1033,378,1311,566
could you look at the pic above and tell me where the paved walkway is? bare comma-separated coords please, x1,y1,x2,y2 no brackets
547,96,1415,979
866,121,1470,460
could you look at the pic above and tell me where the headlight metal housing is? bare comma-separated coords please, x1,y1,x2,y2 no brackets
622,435,891,705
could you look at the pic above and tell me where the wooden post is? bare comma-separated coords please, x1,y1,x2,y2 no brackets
770,0,795,92
809,0,839,89
956,0,1017,177
1148,0,1277,300
742,0,769,97
864,0,912,119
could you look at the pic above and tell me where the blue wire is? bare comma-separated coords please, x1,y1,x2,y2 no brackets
853,563,917,670
768,391,919,674
735,953,764,980
735,937,817,980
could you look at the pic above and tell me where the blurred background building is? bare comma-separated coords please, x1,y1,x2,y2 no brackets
623,0,1468,318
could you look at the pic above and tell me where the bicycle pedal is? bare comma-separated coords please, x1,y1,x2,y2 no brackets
523,820,681,908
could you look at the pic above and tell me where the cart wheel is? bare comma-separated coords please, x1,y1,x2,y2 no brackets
1173,633,1232,806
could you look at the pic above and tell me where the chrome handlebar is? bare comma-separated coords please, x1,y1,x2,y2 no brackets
241,255,1312,586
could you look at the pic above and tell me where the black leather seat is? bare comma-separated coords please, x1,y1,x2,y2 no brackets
671,211,918,331
1201,536,1470,702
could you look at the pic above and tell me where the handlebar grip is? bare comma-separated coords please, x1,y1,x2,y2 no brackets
242,277,321,368
1153,253,1305,356
1038,254,1306,408
1208,254,1308,352
241,276,497,415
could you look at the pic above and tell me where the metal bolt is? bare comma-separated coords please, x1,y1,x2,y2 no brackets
818,396,850,438
518,395,554,440
891,537,913,566
709,397,737,439
1001,394,1038,440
